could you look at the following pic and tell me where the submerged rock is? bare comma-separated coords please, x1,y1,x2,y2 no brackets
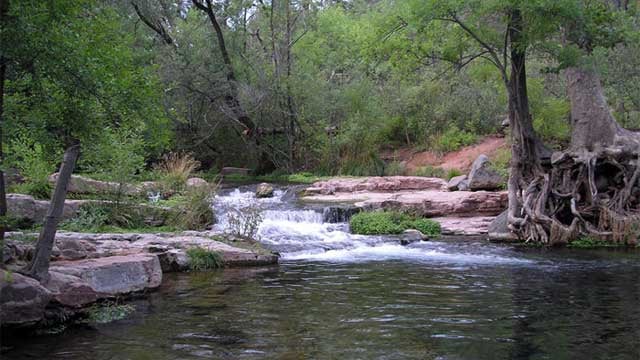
322,206,361,223
399,229,428,245
256,183,274,198
467,155,504,191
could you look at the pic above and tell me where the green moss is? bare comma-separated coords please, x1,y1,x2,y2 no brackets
85,302,135,324
349,211,441,237
186,247,224,270
568,236,633,248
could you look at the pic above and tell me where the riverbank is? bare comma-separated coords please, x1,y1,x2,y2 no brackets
1,231,278,329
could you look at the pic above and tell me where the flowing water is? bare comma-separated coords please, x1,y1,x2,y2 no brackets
3,185,640,359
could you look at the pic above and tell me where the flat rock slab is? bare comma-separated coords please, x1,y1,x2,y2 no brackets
303,190,507,218
432,216,496,236
50,254,162,296
305,176,447,195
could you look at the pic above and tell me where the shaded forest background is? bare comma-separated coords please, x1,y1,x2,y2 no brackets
3,0,640,186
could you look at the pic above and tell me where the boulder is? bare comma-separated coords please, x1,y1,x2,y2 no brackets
0,270,52,327
7,193,84,224
457,179,470,191
467,155,504,191
306,176,447,195
44,271,98,308
50,254,162,296
56,237,97,260
49,173,140,195
155,249,190,273
7,194,36,221
447,175,468,191
399,229,427,245
186,177,208,188
256,183,274,198
322,206,361,223
487,210,518,242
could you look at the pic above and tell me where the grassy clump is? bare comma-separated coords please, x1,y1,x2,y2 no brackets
167,184,216,231
60,202,174,233
349,211,441,237
433,126,478,153
85,302,135,324
156,152,200,194
186,247,224,270
411,166,445,178
222,171,327,184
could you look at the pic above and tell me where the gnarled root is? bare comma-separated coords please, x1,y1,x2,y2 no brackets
513,148,640,246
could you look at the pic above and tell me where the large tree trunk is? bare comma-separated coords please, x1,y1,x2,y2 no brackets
26,144,80,282
505,8,550,239
566,67,640,152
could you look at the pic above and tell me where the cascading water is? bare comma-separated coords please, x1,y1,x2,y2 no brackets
212,185,534,265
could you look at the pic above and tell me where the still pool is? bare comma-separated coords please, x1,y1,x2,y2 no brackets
3,243,640,360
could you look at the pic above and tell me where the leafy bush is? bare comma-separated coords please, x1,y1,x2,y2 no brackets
168,184,216,231
349,211,441,237
533,98,571,148
60,202,170,232
227,204,263,239
7,135,55,199
434,126,478,153
186,247,224,270
156,152,200,193
384,161,406,176
411,166,445,178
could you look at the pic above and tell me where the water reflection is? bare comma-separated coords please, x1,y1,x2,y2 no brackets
3,249,640,359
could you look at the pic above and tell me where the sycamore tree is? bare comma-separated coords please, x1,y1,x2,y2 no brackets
398,0,639,245
0,0,169,280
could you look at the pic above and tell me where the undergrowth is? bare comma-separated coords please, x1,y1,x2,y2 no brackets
349,211,441,237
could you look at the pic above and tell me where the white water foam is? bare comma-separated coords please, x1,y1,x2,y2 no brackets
212,187,534,266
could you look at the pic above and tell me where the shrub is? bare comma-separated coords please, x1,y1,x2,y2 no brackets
156,152,200,193
168,184,216,231
60,202,170,232
412,166,445,178
384,161,406,176
349,211,441,237
186,247,224,270
227,204,263,239
434,126,478,153
8,135,54,199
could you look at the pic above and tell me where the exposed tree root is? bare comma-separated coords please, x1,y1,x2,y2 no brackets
510,148,640,246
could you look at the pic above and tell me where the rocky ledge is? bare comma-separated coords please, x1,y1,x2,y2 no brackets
302,176,508,236
1,231,278,328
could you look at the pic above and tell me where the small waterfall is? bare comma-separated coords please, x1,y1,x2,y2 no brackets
212,185,533,265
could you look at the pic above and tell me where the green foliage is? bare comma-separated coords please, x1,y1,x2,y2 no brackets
349,211,441,237
446,169,463,180
227,205,263,240
384,161,406,176
490,147,512,181
568,237,619,249
60,202,171,233
79,128,146,186
156,153,200,194
167,184,216,231
186,247,224,271
412,166,445,178
7,135,55,199
85,302,135,324
434,126,478,153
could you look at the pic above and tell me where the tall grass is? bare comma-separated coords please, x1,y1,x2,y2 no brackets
156,152,200,193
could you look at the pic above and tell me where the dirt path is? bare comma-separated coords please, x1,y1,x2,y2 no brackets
383,136,507,173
